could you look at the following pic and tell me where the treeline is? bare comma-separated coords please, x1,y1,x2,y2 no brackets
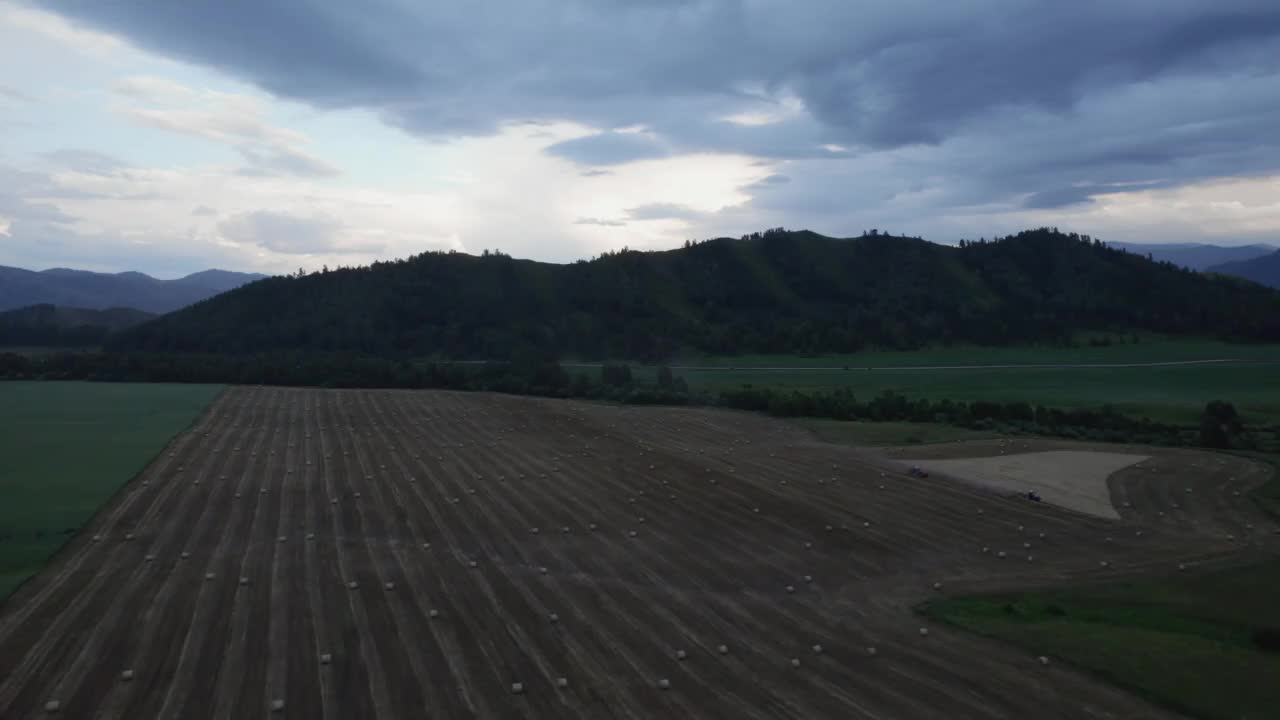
719,386,1262,450
3,351,1264,451
0,352,694,405
110,228,1280,359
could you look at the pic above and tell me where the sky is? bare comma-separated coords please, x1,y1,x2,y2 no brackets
0,1,1278,278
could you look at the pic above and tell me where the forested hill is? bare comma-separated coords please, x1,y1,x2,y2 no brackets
110,228,1280,360
0,305,155,347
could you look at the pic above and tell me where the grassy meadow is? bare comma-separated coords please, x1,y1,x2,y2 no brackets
629,340,1280,426
921,559,1280,720
0,382,223,600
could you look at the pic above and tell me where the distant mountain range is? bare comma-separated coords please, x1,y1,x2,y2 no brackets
0,304,155,347
0,266,268,314
1207,250,1280,289
1106,242,1277,271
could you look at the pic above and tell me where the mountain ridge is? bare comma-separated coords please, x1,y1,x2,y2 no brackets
1104,241,1277,271
111,228,1280,360
1207,250,1280,289
0,265,268,313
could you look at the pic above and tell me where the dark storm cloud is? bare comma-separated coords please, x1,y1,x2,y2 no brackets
32,0,1280,213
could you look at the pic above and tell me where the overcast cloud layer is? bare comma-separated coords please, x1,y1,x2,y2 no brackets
1,0,1278,275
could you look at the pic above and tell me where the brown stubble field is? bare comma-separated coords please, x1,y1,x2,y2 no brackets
0,386,1273,719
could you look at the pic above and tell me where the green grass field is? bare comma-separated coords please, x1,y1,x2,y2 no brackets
672,338,1280,368
644,341,1280,426
0,382,222,600
921,560,1280,720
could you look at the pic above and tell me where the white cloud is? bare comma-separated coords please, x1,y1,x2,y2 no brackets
219,210,352,255
113,75,197,102
1029,175,1280,242
111,81,341,178
0,5,126,57
720,96,805,127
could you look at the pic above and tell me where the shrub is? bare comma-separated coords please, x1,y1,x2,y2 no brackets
1253,628,1280,653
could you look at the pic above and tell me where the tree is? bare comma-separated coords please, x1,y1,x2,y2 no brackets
601,363,633,387
656,365,674,389
1198,400,1242,449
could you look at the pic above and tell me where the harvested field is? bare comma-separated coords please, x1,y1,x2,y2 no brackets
905,450,1150,519
1,387,1276,719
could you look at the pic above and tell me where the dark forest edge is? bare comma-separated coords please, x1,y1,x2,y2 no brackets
3,351,1269,453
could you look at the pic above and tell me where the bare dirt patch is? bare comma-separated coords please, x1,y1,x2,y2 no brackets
910,451,1148,519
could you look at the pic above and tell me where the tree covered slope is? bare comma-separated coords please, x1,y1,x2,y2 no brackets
0,305,155,347
110,228,1280,359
